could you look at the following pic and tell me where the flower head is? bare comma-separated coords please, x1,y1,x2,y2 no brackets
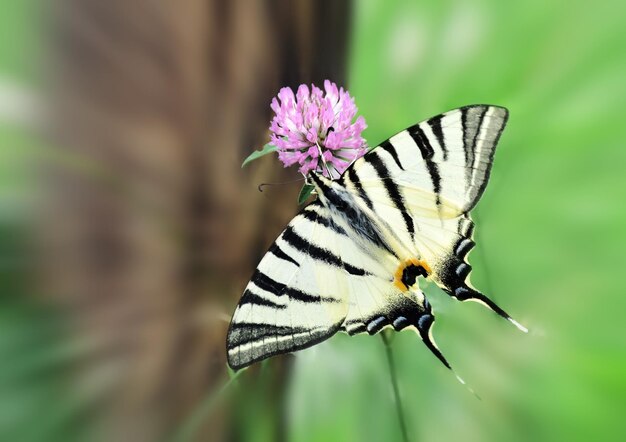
269,80,367,178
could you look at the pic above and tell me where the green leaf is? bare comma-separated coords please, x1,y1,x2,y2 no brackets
241,143,277,168
298,184,315,205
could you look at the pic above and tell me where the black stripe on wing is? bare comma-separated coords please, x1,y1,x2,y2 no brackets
407,123,442,207
380,139,405,170
301,206,348,237
364,153,415,238
228,323,310,350
463,105,508,210
227,321,343,369
461,106,469,177
239,289,286,309
282,225,369,276
408,124,434,159
268,243,299,267
462,106,488,173
427,114,447,160
250,269,285,294
250,269,341,303
347,167,374,209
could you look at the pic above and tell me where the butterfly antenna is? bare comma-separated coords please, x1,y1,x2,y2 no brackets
257,176,306,192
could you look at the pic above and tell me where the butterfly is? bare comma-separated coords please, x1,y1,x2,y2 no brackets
226,105,526,371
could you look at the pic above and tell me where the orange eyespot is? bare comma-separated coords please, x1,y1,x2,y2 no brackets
393,258,431,291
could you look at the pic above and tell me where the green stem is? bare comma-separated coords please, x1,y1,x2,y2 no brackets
381,331,410,442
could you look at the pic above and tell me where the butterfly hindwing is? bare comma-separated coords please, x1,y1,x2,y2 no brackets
341,272,451,368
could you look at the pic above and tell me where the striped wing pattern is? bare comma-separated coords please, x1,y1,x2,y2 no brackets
227,104,523,371
227,202,347,369
227,200,442,370
227,202,409,369
344,105,520,321
352,105,508,215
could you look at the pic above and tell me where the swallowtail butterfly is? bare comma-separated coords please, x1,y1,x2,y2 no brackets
227,105,526,371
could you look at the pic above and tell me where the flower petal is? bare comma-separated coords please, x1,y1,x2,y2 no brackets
268,81,367,176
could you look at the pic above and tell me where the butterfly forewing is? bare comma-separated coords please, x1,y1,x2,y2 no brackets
355,105,508,215
227,202,353,369
350,105,516,319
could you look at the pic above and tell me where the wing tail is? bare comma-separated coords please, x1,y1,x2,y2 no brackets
412,308,451,370
341,274,454,370
433,216,528,332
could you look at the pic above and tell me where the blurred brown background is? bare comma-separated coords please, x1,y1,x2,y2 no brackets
41,1,351,440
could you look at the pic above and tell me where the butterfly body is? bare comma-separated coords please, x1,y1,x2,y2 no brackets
227,105,525,371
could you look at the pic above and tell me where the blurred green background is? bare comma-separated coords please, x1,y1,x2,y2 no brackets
1,0,625,441
290,1,626,441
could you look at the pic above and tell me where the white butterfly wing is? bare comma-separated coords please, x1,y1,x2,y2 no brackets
227,201,444,369
227,202,347,369
343,105,524,326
